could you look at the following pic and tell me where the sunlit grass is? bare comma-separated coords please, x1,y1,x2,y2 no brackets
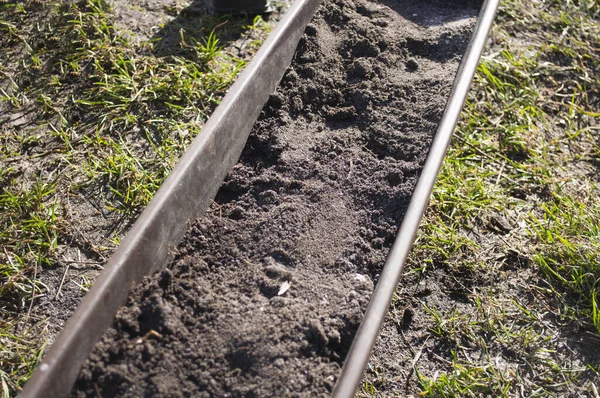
362,0,600,396
0,0,276,394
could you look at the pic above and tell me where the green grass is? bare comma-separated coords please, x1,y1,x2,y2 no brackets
530,186,600,333
413,0,600,396
0,0,275,395
360,0,600,396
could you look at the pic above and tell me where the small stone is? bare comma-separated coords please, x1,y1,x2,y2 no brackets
406,57,419,71
327,328,341,344
305,24,317,36
229,206,245,220
306,320,328,346
489,214,512,233
158,269,172,290
278,281,291,296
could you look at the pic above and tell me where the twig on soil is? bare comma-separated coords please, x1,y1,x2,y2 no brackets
61,260,101,265
591,383,600,398
430,351,453,365
135,329,163,345
25,258,38,325
410,342,425,369
62,260,104,270
400,329,430,380
494,162,506,187
402,332,429,390
93,383,102,398
453,134,535,184
55,263,70,300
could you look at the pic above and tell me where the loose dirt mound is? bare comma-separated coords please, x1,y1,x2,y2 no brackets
72,0,480,396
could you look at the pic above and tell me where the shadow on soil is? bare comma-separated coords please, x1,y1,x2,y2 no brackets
379,0,482,27
151,0,273,59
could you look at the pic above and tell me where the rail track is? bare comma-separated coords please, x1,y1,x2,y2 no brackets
21,0,499,396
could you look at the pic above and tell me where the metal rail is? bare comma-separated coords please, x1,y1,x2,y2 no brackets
20,0,321,396
21,0,500,396
331,0,500,396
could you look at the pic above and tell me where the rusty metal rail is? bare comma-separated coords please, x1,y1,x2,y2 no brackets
20,0,500,396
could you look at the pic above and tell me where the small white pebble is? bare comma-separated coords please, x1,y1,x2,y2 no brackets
40,363,49,372
278,281,291,296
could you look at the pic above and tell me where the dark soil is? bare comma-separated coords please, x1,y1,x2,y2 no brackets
72,0,481,396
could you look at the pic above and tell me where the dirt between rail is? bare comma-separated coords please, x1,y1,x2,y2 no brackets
72,0,481,396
